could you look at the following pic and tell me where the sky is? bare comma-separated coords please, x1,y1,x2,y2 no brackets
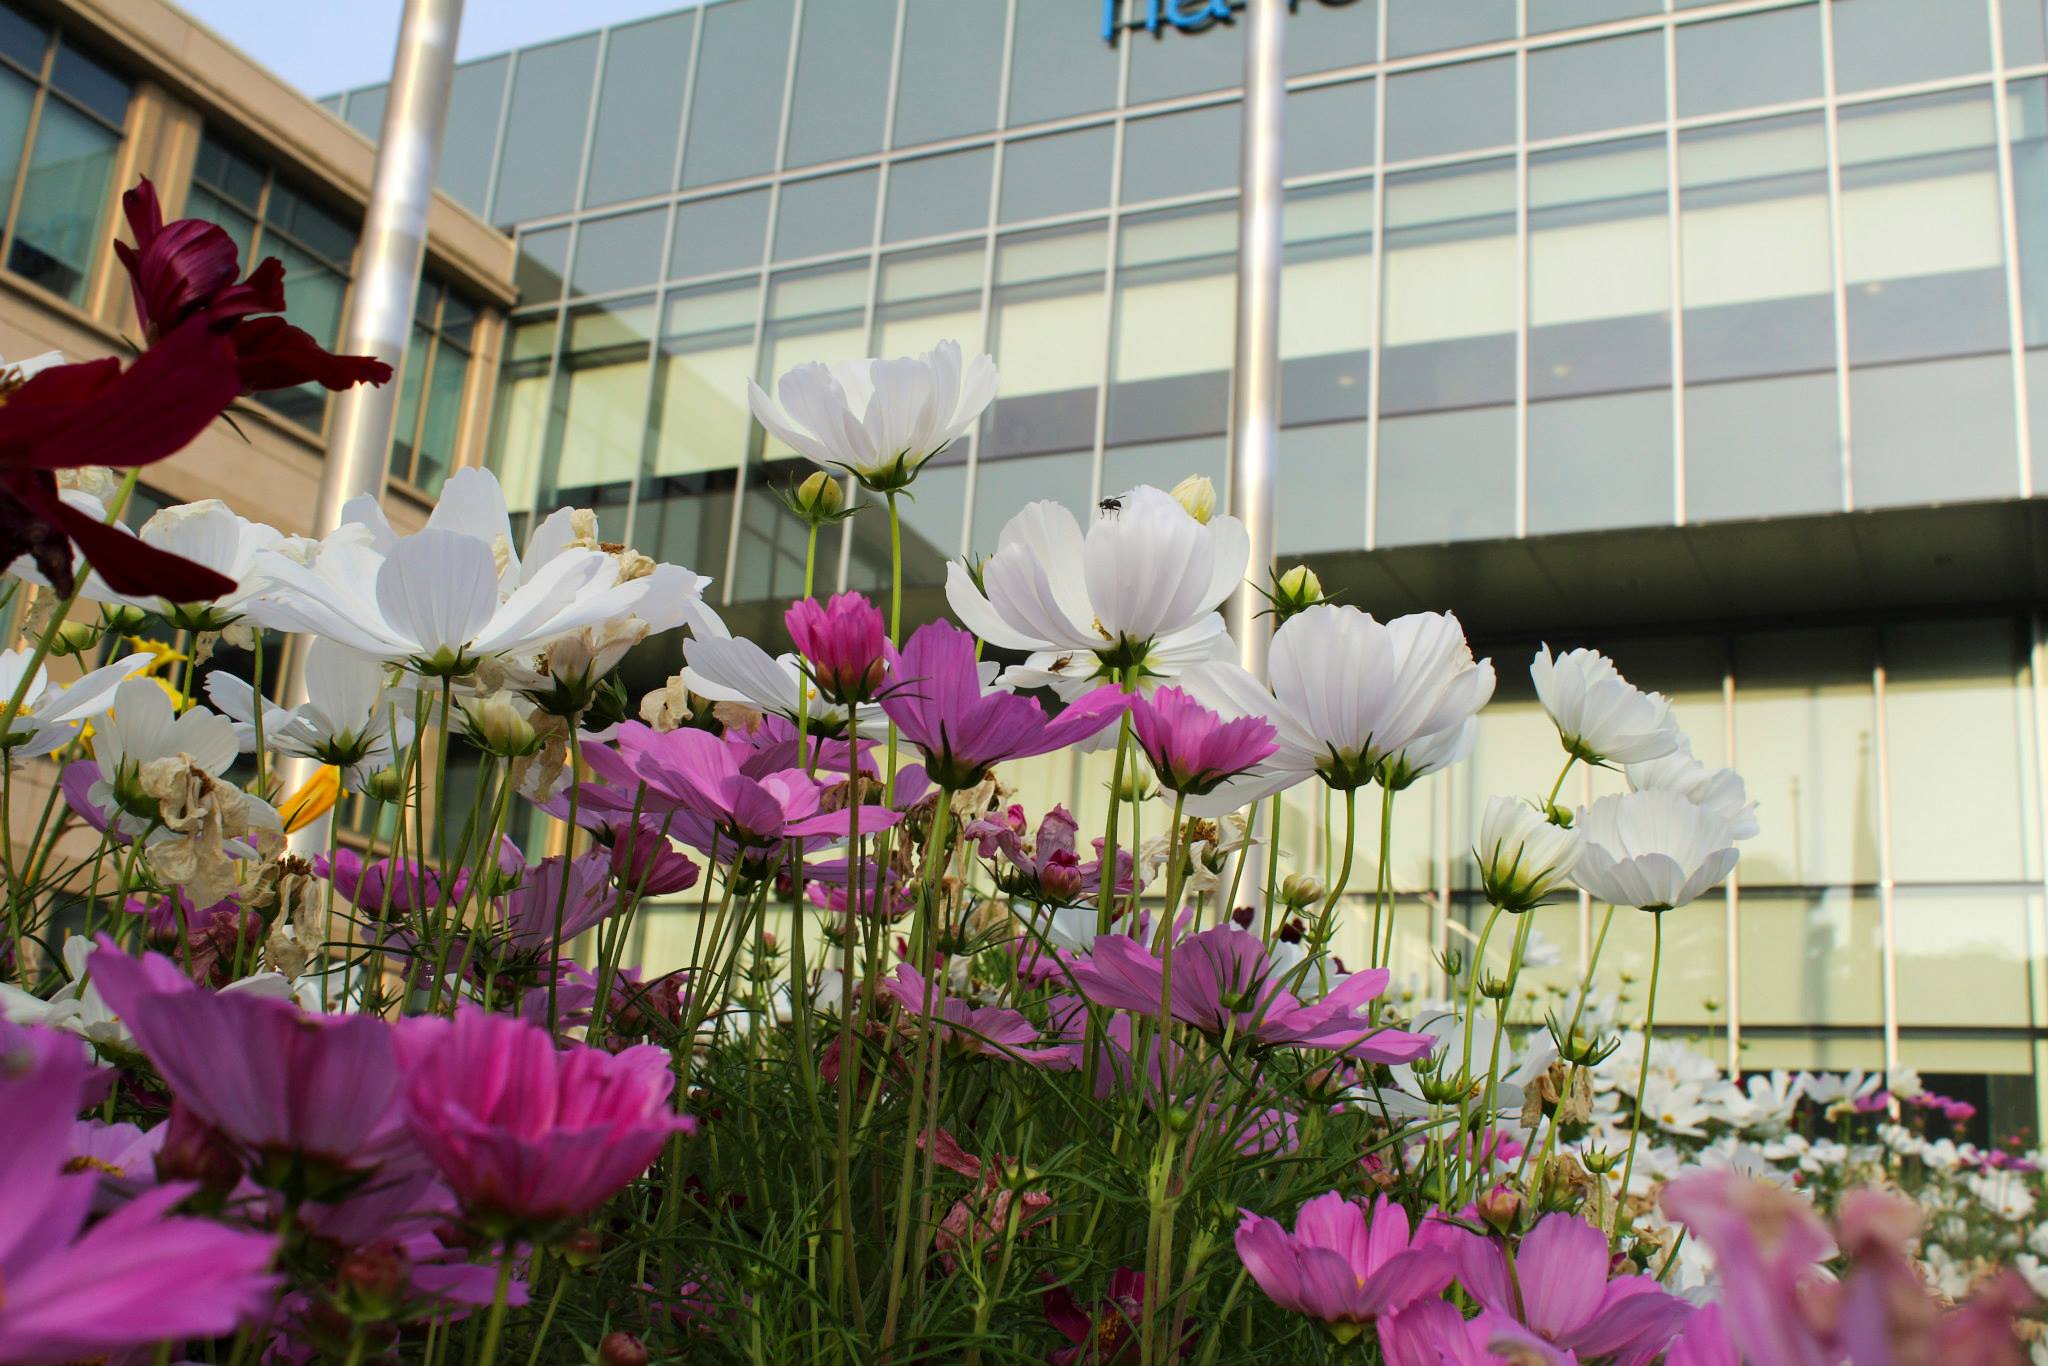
174,0,707,97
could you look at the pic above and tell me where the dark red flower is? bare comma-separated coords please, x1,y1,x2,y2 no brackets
1044,1268,1150,1365
114,177,392,396
0,320,241,597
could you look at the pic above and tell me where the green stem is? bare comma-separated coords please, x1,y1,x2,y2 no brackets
520,1252,567,1366
1612,912,1663,1246
471,1247,515,1366
546,723,585,1038
1095,701,1134,936
1370,784,1394,969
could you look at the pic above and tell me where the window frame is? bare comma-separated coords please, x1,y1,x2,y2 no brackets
387,273,479,497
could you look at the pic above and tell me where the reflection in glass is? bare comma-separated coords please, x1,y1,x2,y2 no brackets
1008,0,1121,126
1731,629,1880,887
438,56,509,214
1282,181,1373,426
1386,58,1514,162
644,281,755,583
1109,204,1237,448
9,94,117,303
1381,158,1515,415
671,190,769,281
894,0,1004,146
1831,0,1990,95
1604,901,1727,1028
773,169,879,262
1121,104,1240,204
1685,374,1840,521
1375,407,1516,546
1285,80,1373,183
2008,0,2048,67
1528,390,1671,534
683,0,794,189
584,14,693,208
488,35,598,226
1529,138,1669,401
983,224,1107,464
785,0,894,168
515,226,570,304
1850,357,2017,509
972,449,1092,553
571,207,668,297
1275,422,1366,554
544,299,654,542
1000,125,1115,224
1895,887,2040,1028
489,319,558,521
1675,7,1822,120
884,147,994,243
1738,889,1885,1028
1527,33,1664,141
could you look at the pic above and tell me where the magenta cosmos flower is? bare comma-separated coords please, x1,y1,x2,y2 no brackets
786,591,886,704
0,1021,280,1359
880,965,1074,1068
1130,685,1277,797
395,1007,695,1232
1428,1210,1691,1366
90,938,406,1195
1073,925,1434,1062
1235,1192,1454,1341
879,619,1128,789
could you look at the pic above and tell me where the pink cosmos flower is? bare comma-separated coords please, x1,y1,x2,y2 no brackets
1661,1171,1839,1366
395,1007,695,1231
879,619,1128,789
1427,1211,1691,1366
1234,1192,1454,1338
495,851,619,952
966,803,1135,905
609,822,702,896
921,1127,1054,1273
0,1021,280,1359
1129,685,1277,796
880,964,1075,1068
89,938,407,1194
1072,925,1434,1062
786,591,887,704
314,847,469,918
1379,1298,1499,1366
1664,1305,1739,1366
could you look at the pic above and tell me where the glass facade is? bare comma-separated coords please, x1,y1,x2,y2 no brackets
335,0,2048,1127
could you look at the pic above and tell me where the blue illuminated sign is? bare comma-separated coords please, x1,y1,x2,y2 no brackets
1103,0,1361,43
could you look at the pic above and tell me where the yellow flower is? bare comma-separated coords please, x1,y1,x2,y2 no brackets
279,765,340,834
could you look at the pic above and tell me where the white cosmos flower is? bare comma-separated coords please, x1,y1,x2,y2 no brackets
93,678,238,782
947,486,1250,683
1626,740,1760,841
206,639,413,776
1179,606,1495,812
0,937,293,1052
1572,789,1739,912
682,633,889,739
1799,1069,1884,1109
747,339,997,491
1380,715,1478,791
1531,645,1682,766
0,647,152,766
1476,795,1583,912
80,500,289,630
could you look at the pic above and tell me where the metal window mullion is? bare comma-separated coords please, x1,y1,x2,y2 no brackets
0,35,53,270
959,0,1018,564
625,9,701,556
481,47,520,230
718,0,808,604
1664,16,1687,526
402,331,439,488
1513,7,1530,539
1088,22,1136,507
1723,650,1740,1073
1364,0,1389,553
1872,647,1900,1079
1819,0,1856,510
1991,0,2036,498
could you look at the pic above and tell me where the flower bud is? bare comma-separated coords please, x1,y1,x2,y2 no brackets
461,692,543,758
1270,564,1325,622
1114,767,1155,803
1170,474,1216,524
48,618,99,657
788,470,846,525
1476,1184,1524,1235
154,1100,242,1203
1278,873,1323,910
600,1331,651,1366
98,602,149,633
360,766,407,803
337,1241,409,1320
557,1227,604,1268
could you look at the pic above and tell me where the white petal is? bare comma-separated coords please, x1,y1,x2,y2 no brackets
374,529,502,657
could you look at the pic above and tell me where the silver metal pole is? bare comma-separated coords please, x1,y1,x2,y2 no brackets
317,0,465,536
1228,0,1284,679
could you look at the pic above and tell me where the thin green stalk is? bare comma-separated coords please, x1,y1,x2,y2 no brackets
1095,704,1134,935
546,723,585,1037
1612,912,1663,1246
471,1247,516,1366
1139,791,1189,1366
1297,787,1356,997
1455,902,1505,1192
1369,784,1394,969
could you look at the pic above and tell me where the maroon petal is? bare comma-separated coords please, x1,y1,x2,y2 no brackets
227,315,392,394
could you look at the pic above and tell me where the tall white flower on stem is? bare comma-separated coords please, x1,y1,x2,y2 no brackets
0,647,153,765
1477,795,1584,913
80,501,288,631
1531,646,1682,766
1625,740,1760,841
208,638,414,778
747,339,998,493
1572,789,1738,914
947,485,1250,693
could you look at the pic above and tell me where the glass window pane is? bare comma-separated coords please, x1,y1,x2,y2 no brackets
1386,57,1515,162
971,448,1093,552
671,189,769,280
490,319,557,519
683,0,794,189
416,341,467,496
1528,390,1672,534
1121,103,1240,203
1009,0,1121,126
1286,79,1374,179
983,223,1107,462
757,262,869,465
265,181,356,266
1851,353,2017,507
1386,0,1514,58
193,133,264,211
1675,7,1823,119
1885,620,2039,883
585,13,693,209
1529,137,1669,400
1679,114,1834,383
1685,374,1841,521
0,5,44,73
572,207,668,296
1275,421,1366,553
875,242,984,357
876,456,964,587
1286,0,1378,77
9,97,116,304
1840,90,2006,366
644,280,754,578
1381,158,1516,414
0,67,34,235
515,225,569,304
437,56,508,215
1128,11,1246,103
389,322,432,482
1000,125,1115,223
344,84,386,140
546,297,654,511
489,34,598,225
1731,628,1880,887
883,147,993,243
785,0,895,168
2016,80,2048,347
1529,0,1659,33
1103,434,1225,501
773,168,879,261
1832,0,1990,95
1739,889,1885,1028
1375,407,1516,545
1109,204,1236,446
1602,899,1727,1028
1527,33,1664,141
1896,888,2041,1030
1282,180,1374,425
2006,0,2048,67
894,0,1004,147
49,42,126,125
